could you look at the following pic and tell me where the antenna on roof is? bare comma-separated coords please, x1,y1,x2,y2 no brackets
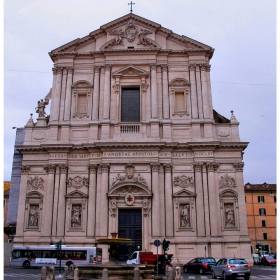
128,1,135,13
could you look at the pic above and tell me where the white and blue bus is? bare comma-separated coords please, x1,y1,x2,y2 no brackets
10,245,102,268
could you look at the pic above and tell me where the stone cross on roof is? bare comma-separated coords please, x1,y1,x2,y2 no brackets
128,1,135,13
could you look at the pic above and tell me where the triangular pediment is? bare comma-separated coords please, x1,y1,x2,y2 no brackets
66,190,88,198
173,189,196,197
112,65,149,78
49,13,213,60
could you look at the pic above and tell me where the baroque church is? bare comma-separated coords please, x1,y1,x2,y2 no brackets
13,13,251,262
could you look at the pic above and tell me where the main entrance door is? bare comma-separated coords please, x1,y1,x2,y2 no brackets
118,209,142,261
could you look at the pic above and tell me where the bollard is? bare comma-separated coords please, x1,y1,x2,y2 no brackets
167,266,173,280
102,268,108,280
41,266,47,280
49,266,55,280
74,267,79,280
134,267,140,280
175,266,181,280
64,265,69,277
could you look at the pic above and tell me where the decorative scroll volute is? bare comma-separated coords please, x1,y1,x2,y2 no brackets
150,162,160,172
164,164,172,173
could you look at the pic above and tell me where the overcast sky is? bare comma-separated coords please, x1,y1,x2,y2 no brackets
3,0,276,184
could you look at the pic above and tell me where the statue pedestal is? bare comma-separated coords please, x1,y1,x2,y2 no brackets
36,117,47,126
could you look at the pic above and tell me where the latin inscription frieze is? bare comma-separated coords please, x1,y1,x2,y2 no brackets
49,151,213,159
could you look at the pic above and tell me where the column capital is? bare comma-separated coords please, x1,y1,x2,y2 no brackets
189,64,196,71
206,162,219,172
104,65,111,72
206,64,211,72
161,64,168,72
44,164,56,174
89,164,98,173
66,67,74,74
199,63,207,71
150,162,160,172
193,162,203,172
150,63,157,71
101,163,110,173
94,66,101,73
20,165,30,174
112,83,120,94
233,162,244,171
60,164,68,174
164,163,173,173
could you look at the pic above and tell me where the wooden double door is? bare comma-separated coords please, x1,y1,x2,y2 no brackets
118,209,142,261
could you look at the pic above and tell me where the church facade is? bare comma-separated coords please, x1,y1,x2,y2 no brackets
14,13,251,263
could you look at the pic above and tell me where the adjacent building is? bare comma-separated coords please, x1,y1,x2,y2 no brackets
244,183,277,255
12,13,251,263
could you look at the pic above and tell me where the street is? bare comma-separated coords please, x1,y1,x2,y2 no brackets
3,265,277,279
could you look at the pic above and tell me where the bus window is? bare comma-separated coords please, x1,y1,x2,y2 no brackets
12,250,21,258
42,251,52,258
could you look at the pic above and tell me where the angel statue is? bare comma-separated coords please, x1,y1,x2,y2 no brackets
109,29,126,45
35,98,49,118
137,28,153,46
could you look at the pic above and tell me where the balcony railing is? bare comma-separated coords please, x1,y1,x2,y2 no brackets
120,124,140,134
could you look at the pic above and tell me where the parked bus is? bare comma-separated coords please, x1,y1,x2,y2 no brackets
10,245,102,268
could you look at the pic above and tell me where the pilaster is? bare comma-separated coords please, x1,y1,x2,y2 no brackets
151,162,160,237
189,64,198,119
193,162,205,236
164,164,173,237
56,164,68,237
87,164,97,238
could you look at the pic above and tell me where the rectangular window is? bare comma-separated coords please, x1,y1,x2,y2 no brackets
259,208,266,215
263,233,267,240
77,94,87,114
175,92,185,111
121,88,140,122
261,220,266,227
274,196,277,203
258,196,265,203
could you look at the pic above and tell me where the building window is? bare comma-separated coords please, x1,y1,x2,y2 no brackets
121,88,140,122
261,220,266,227
77,94,87,114
258,196,265,203
263,233,267,240
274,196,277,203
174,91,185,111
259,208,266,215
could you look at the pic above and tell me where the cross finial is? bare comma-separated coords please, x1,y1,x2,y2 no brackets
128,1,135,13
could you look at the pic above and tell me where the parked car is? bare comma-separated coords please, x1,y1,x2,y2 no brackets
211,258,251,280
261,256,277,266
183,257,216,274
252,254,260,265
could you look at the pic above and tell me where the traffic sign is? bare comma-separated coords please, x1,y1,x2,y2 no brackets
154,239,161,247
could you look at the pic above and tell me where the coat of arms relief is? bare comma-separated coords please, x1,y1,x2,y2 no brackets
108,19,154,47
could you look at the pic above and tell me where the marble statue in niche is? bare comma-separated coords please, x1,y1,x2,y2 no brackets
28,205,39,227
180,204,190,227
71,205,82,227
225,204,235,226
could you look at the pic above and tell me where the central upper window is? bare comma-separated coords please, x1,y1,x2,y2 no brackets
121,88,140,122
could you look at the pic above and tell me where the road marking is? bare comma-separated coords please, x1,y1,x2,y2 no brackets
4,273,40,278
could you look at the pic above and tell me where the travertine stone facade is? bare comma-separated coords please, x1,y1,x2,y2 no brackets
14,13,251,263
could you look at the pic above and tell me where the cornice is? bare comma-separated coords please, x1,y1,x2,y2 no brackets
91,142,166,149
100,13,161,32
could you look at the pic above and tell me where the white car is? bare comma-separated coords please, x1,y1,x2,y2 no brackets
211,258,251,280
